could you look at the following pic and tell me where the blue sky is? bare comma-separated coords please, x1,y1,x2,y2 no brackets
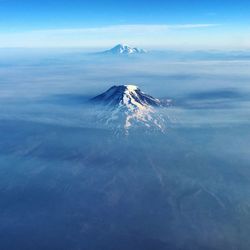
0,0,250,48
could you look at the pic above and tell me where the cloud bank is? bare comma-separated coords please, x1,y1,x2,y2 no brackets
0,23,247,49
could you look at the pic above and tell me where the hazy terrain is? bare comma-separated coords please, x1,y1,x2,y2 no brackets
0,49,250,250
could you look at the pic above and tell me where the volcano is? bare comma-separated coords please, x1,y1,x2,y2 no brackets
91,85,166,132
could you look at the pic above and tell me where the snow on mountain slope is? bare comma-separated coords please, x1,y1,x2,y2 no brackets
102,44,147,55
91,85,165,132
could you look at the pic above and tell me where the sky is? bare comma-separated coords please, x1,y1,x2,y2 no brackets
0,0,250,49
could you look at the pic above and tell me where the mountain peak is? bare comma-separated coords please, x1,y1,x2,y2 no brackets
91,85,164,132
103,44,147,55
124,84,138,91
91,85,160,107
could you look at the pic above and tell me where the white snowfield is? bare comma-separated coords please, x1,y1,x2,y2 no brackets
104,44,147,55
92,85,165,132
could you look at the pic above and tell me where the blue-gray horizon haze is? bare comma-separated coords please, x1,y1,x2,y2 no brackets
0,48,250,249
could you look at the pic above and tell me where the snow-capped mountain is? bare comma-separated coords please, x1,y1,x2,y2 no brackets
102,44,147,55
91,85,165,132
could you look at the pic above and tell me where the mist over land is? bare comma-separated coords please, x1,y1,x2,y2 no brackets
0,48,250,249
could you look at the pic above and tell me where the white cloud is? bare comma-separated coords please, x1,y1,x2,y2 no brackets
39,23,218,33
2,23,243,49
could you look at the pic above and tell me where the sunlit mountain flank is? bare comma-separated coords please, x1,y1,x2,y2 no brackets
91,85,166,132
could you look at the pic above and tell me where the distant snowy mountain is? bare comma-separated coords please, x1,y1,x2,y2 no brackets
102,44,147,55
91,85,166,132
